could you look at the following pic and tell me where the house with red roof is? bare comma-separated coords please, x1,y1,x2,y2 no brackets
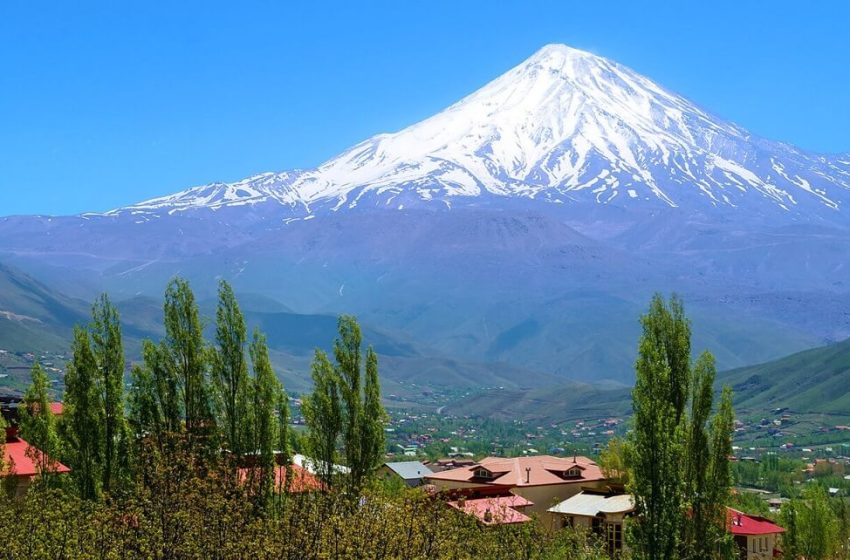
237,463,324,494
728,508,785,560
2,425,70,497
425,455,607,525
447,493,534,526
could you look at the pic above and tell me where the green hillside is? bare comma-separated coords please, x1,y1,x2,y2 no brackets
721,338,850,415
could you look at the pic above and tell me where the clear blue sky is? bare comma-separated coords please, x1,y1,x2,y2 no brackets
2,1,848,215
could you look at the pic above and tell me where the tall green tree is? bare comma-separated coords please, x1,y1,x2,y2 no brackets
20,363,61,480
303,349,342,487
683,352,716,559
90,293,128,494
334,315,364,488
628,295,736,560
162,278,214,439
359,346,386,478
704,385,735,558
213,280,251,457
797,485,838,560
628,294,689,560
249,330,282,499
62,326,103,500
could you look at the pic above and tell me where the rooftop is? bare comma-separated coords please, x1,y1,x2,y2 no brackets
447,494,533,525
727,508,785,536
548,489,635,516
426,455,604,488
2,435,71,478
383,461,434,480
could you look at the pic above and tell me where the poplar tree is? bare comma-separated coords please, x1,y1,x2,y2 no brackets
360,346,386,477
303,349,342,487
705,385,735,556
20,363,61,479
684,352,715,558
63,327,103,500
628,294,736,560
163,278,214,440
628,294,691,560
213,280,250,457
249,330,280,498
334,315,365,489
90,294,128,494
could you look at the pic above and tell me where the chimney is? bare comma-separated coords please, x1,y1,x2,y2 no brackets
525,466,531,483
483,508,493,523
5,424,18,442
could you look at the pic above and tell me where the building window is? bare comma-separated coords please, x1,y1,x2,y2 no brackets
474,468,492,479
606,522,623,554
565,467,582,478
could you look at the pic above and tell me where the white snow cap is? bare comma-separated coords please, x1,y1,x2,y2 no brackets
107,44,850,217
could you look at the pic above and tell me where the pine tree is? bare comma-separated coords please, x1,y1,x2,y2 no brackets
359,346,386,478
303,349,342,487
213,281,251,457
627,294,690,560
63,326,103,500
90,293,128,494
249,330,280,499
20,363,61,480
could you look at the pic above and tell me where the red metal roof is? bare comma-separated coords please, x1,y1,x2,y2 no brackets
2,437,71,478
447,494,533,525
49,402,63,415
727,508,785,536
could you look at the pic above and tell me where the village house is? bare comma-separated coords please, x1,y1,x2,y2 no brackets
548,487,635,555
447,492,534,526
1,425,71,498
728,508,785,560
547,486,785,560
236,463,323,493
424,454,606,525
378,460,433,487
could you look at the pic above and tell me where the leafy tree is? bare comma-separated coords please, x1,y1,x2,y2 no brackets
20,363,61,480
90,293,128,494
627,294,735,560
334,315,364,489
212,280,251,457
62,326,103,500
798,485,838,560
162,278,215,441
684,352,717,558
628,294,689,560
360,346,387,477
598,437,629,484
303,349,342,487
249,329,282,499
780,499,801,560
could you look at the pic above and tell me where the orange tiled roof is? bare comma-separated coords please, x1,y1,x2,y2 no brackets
448,494,533,525
426,455,604,487
237,463,324,493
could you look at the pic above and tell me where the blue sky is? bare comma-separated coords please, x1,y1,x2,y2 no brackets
2,1,849,215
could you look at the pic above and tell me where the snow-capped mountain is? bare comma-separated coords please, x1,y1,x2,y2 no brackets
109,44,850,220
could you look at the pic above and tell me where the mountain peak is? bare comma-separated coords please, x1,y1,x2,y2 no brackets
106,45,850,220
